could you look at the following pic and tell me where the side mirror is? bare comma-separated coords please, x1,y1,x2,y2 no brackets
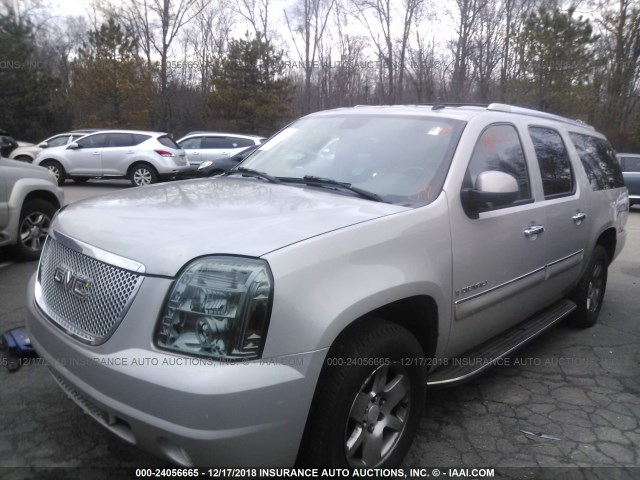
38,141,49,148
462,170,519,218
66,142,79,150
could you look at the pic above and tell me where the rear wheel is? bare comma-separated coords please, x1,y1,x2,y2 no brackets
568,245,609,328
298,319,426,467
10,199,56,261
129,163,158,186
40,160,66,186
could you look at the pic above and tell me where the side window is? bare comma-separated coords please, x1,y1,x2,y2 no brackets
47,135,71,147
132,134,151,145
620,156,640,172
227,137,255,148
569,133,625,190
464,124,531,210
529,126,574,198
179,137,201,149
77,133,109,148
202,137,234,149
107,133,135,147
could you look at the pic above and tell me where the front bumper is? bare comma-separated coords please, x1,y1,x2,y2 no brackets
26,273,326,466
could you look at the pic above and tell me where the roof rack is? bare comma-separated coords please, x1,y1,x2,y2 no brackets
486,103,594,130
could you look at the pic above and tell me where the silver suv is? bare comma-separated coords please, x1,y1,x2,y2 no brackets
33,130,189,186
26,104,628,467
0,158,63,260
177,132,266,172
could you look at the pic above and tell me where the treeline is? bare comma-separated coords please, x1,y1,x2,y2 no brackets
0,0,639,151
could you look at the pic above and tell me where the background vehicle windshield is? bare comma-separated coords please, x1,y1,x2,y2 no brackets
241,114,465,206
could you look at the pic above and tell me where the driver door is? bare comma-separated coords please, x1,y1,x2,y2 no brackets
67,133,109,176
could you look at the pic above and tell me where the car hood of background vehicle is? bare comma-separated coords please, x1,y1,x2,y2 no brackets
53,178,408,276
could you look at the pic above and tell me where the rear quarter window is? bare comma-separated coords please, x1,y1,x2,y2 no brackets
569,133,624,190
158,135,180,149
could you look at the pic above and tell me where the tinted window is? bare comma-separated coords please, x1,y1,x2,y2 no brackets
132,134,150,145
529,127,574,197
619,156,640,173
179,137,201,149
227,137,255,148
158,135,180,149
47,135,71,147
202,137,234,149
77,133,109,148
465,124,531,204
108,133,135,147
569,133,624,190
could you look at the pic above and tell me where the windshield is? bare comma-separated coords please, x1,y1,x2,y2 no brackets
241,114,465,206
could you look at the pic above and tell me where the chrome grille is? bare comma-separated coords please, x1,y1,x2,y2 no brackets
36,234,144,345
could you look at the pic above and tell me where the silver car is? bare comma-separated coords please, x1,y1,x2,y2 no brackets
26,104,628,467
0,158,64,260
177,132,266,171
33,130,190,186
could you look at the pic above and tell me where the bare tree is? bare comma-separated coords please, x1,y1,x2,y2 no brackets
124,0,210,130
349,0,423,103
450,0,486,101
284,0,336,113
469,0,503,101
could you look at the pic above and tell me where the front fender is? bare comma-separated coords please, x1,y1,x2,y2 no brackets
262,193,453,359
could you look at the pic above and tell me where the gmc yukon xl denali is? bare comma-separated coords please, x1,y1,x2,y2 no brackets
26,104,628,467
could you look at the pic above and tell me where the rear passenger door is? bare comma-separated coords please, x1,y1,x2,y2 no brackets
101,133,148,176
526,126,588,296
200,136,235,162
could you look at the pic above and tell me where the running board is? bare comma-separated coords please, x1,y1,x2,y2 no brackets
427,299,576,388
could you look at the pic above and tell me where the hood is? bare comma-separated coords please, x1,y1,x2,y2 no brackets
53,178,408,276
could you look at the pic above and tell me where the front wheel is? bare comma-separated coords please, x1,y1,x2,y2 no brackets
11,199,56,261
568,245,609,328
129,164,158,186
40,160,66,186
298,319,426,467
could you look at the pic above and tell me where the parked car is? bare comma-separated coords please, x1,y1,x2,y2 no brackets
9,130,98,163
0,157,63,260
32,130,190,186
195,144,260,177
617,153,640,206
177,132,266,171
0,129,18,158
26,104,628,467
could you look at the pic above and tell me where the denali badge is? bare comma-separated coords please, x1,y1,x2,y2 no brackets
53,266,92,299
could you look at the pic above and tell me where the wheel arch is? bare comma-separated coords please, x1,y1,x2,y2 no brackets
596,227,616,265
127,161,158,177
23,190,62,211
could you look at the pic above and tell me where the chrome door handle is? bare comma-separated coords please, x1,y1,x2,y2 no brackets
572,212,586,224
524,225,545,237
92,152,100,155
191,152,200,155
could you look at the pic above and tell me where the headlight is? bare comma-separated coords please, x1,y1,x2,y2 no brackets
198,161,213,169
156,256,273,361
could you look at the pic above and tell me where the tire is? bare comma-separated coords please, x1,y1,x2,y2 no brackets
129,163,158,186
40,160,66,186
568,245,609,328
298,319,426,468
72,177,90,184
10,199,56,261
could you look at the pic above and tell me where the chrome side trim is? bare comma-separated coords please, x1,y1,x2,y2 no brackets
455,250,584,320
50,230,146,274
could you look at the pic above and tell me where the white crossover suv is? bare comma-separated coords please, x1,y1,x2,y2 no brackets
33,130,189,186
26,104,628,467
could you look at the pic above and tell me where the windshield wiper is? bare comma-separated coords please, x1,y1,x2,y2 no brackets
292,175,385,202
223,167,281,184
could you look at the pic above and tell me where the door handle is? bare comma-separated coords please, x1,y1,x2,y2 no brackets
524,225,545,237
572,212,586,224
92,152,100,155
191,152,199,155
